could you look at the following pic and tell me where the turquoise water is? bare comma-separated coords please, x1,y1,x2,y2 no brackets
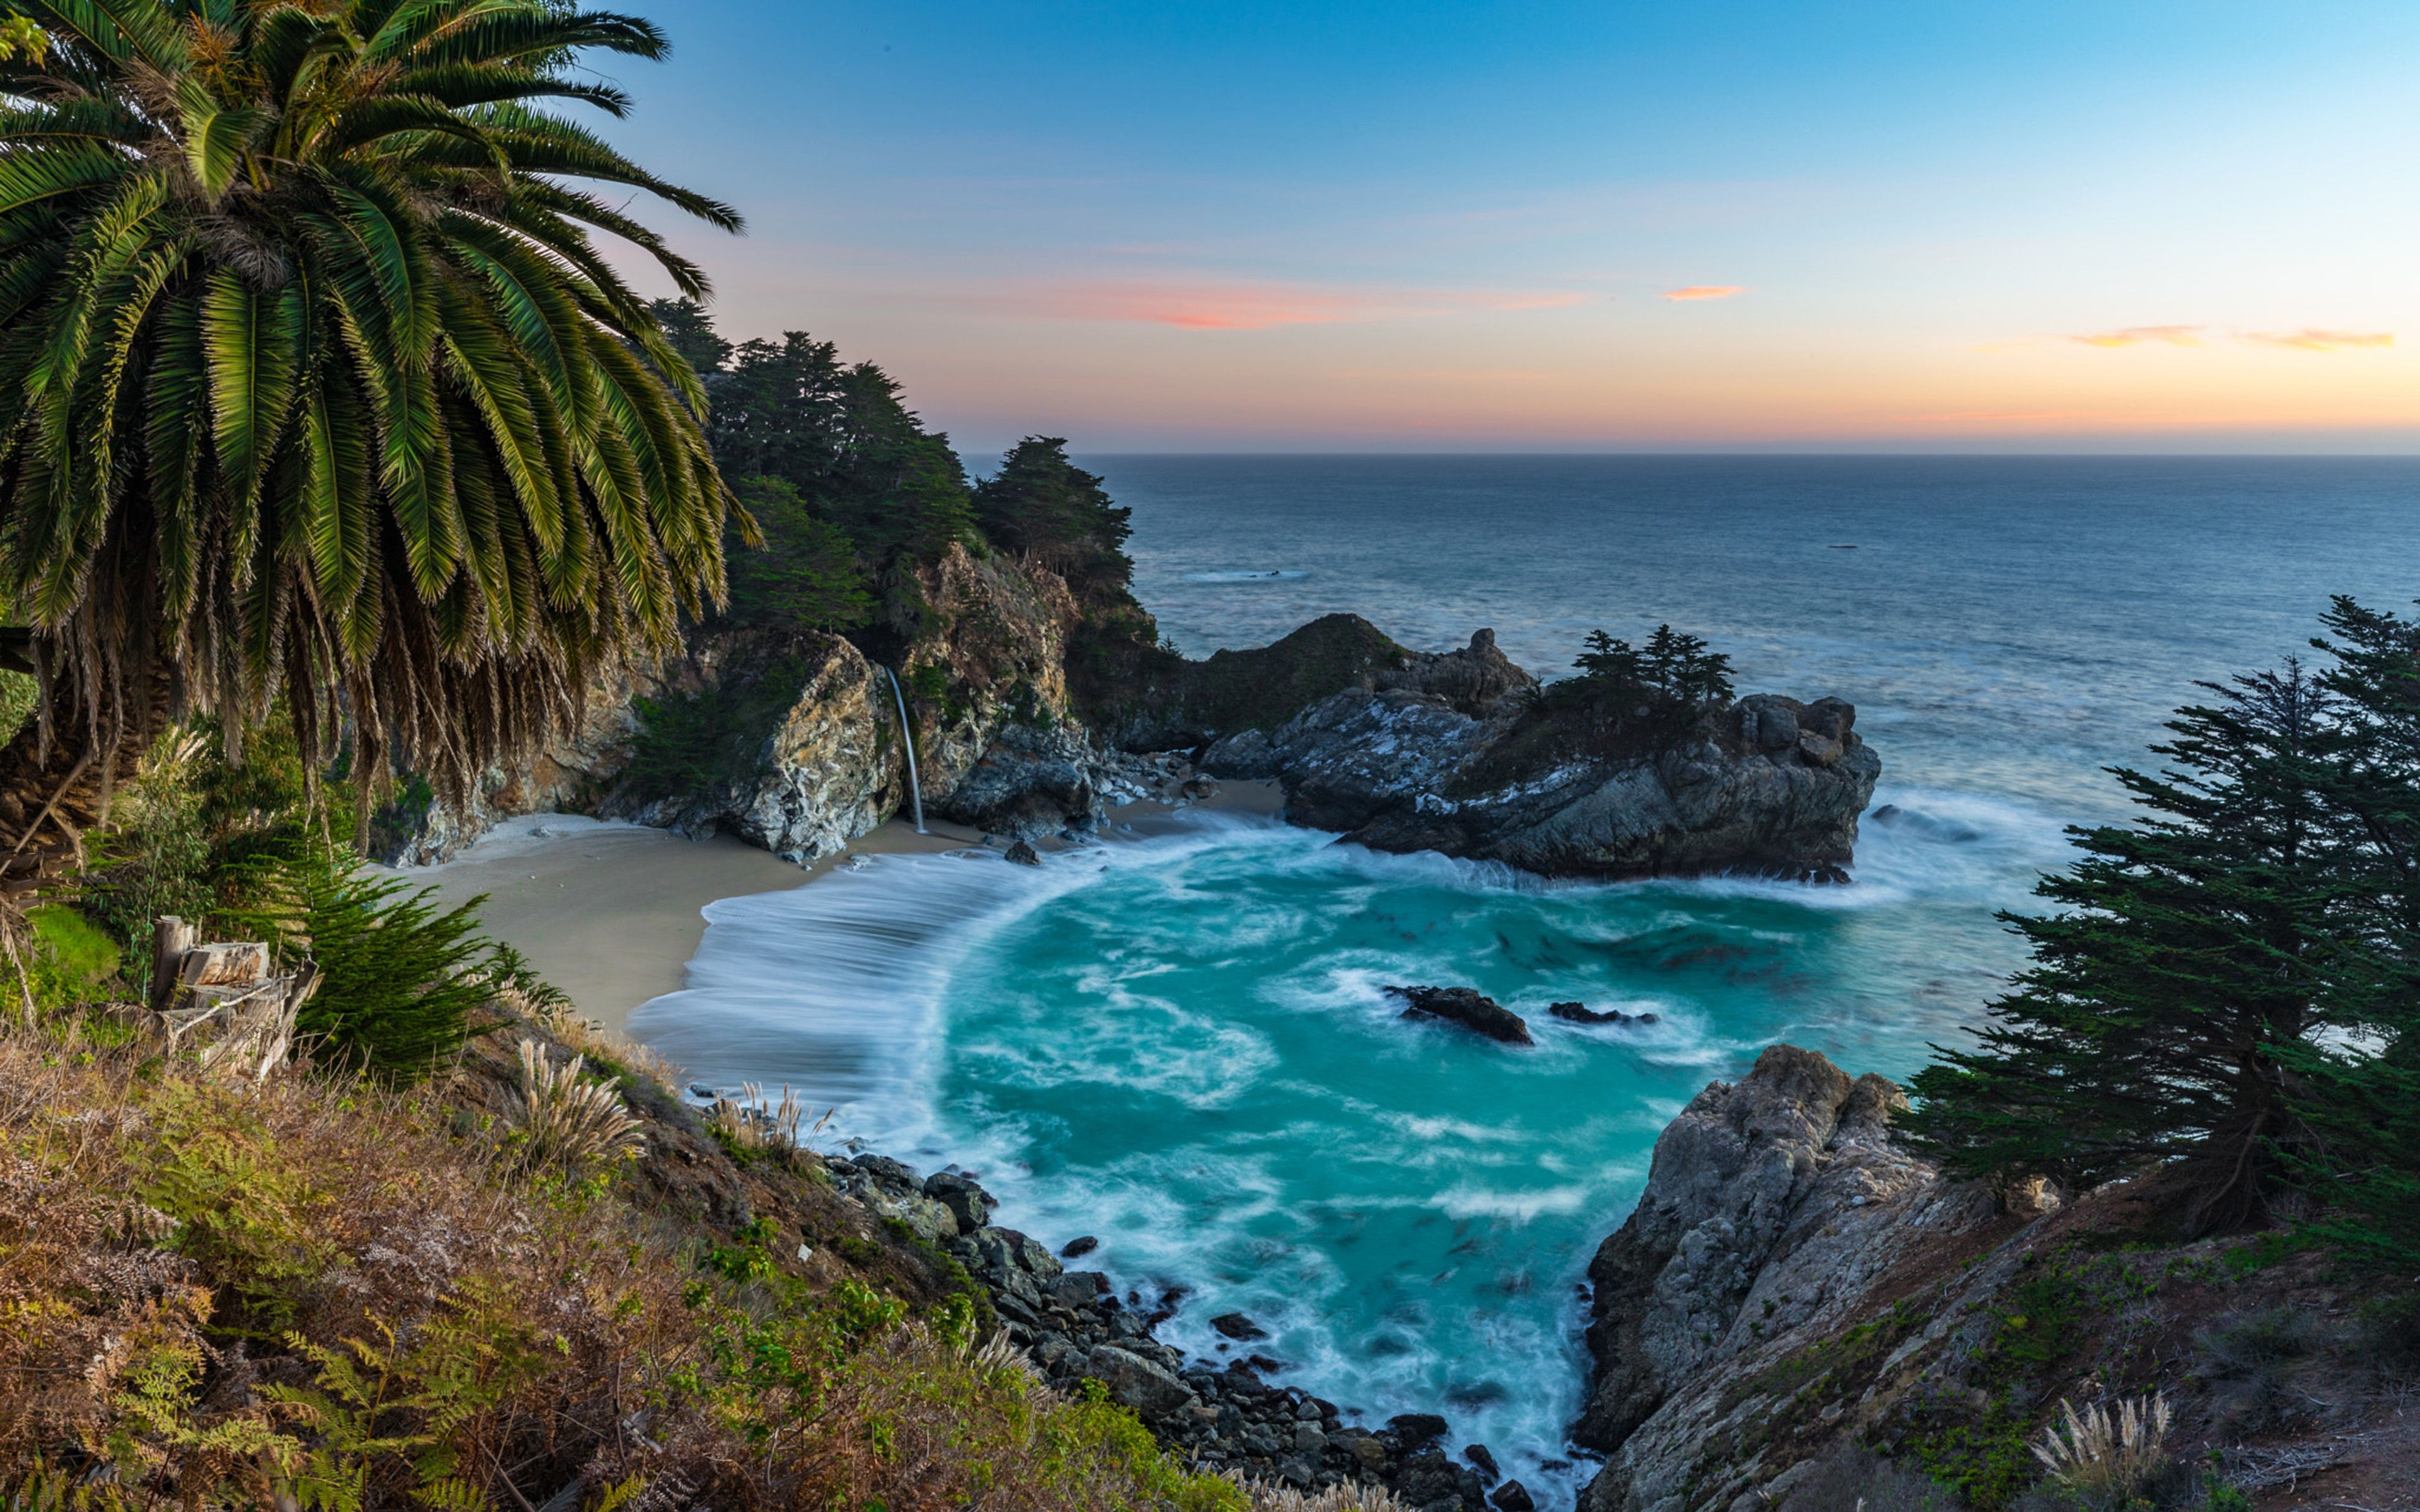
637,456,2420,1504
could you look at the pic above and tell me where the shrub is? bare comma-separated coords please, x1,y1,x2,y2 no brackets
2191,1309,2326,1428
25,904,120,986
232,838,500,1077
623,653,814,804
2029,1394,2170,1510
1778,1446,1965,1512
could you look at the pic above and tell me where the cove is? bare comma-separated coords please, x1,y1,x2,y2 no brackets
629,781,2064,1491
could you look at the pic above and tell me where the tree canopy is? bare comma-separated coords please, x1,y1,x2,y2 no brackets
1908,598,2420,1261
0,0,744,864
972,437,1132,598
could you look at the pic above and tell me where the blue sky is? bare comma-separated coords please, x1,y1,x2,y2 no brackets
598,2,2420,452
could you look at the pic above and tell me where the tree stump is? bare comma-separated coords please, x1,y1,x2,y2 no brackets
144,916,321,1082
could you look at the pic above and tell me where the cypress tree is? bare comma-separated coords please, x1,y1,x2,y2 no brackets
2277,598,2420,1271
1904,664,2348,1234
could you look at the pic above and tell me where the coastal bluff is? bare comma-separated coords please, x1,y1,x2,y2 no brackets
1569,1048,2409,1512
384,552,1882,885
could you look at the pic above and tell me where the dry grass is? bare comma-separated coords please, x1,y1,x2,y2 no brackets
0,1019,1245,1512
1233,1481,1412,1511
2029,1392,2171,1504
504,1037,646,1172
510,982,685,1094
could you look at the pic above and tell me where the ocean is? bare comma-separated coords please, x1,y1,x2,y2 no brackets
631,455,2420,1505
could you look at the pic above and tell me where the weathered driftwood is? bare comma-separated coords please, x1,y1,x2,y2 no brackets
141,916,320,1081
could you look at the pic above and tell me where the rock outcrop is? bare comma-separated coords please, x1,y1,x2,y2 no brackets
395,571,1880,885
1386,984,1535,1045
398,544,1162,866
1206,667,1879,882
1096,616,1538,751
1573,1048,2003,1512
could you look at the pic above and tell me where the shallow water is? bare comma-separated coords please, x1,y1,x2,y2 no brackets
633,456,2420,1503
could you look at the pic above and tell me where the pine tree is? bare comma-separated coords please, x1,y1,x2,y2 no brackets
1905,664,2348,1235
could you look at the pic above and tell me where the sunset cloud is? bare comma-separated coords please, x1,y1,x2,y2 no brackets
2067,325,2203,348
2238,328,2394,352
1006,280,1587,329
1662,285,1744,301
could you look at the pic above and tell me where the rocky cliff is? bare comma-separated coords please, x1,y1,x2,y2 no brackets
1202,648,1879,882
1571,1048,2417,1512
395,571,1881,885
387,544,1158,864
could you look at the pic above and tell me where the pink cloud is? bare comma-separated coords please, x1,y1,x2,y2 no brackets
1662,285,1744,302
1009,280,1589,330
2238,328,2394,352
2067,325,2203,348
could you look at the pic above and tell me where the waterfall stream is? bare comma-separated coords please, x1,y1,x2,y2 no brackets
882,665,928,833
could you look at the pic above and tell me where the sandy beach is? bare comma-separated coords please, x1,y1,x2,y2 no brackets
394,781,1282,1036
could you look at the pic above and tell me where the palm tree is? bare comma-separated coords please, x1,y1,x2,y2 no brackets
0,0,742,884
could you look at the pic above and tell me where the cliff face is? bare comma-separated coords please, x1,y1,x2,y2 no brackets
599,543,1151,859
395,582,1881,886
1574,1048,2417,1512
1204,665,1879,883
1574,1048,2002,1510
395,545,1155,864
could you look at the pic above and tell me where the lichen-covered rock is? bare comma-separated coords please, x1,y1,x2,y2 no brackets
1573,1047,2002,1512
609,632,899,862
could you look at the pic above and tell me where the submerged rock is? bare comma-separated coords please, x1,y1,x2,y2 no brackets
1003,839,1042,866
1387,985,1535,1046
1549,1001,1658,1027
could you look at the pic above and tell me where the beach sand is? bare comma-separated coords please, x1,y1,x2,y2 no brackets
395,780,1281,1036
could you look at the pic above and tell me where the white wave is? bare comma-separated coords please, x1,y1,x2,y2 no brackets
628,846,1080,1147
392,811,653,871
1432,1184,1592,1221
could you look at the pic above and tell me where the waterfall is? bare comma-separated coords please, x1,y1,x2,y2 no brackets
882,665,928,834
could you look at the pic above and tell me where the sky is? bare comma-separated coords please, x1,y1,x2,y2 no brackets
595,2,2420,454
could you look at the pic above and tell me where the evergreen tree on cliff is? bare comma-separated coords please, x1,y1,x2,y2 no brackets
0,0,743,878
973,437,1133,598
1906,663,2348,1235
705,331,973,567
2279,597,2420,1270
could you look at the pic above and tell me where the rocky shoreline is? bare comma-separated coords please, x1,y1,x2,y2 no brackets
819,1146,1557,1511
790,1044,2414,1512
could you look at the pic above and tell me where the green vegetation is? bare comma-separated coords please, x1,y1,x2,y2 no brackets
0,0,742,874
1570,624,1738,709
623,653,817,805
1908,597,2420,1259
656,312,980,576
726,477,875,631
239,840,501,1077
0,1020,1250,1511
974,437,1137,597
